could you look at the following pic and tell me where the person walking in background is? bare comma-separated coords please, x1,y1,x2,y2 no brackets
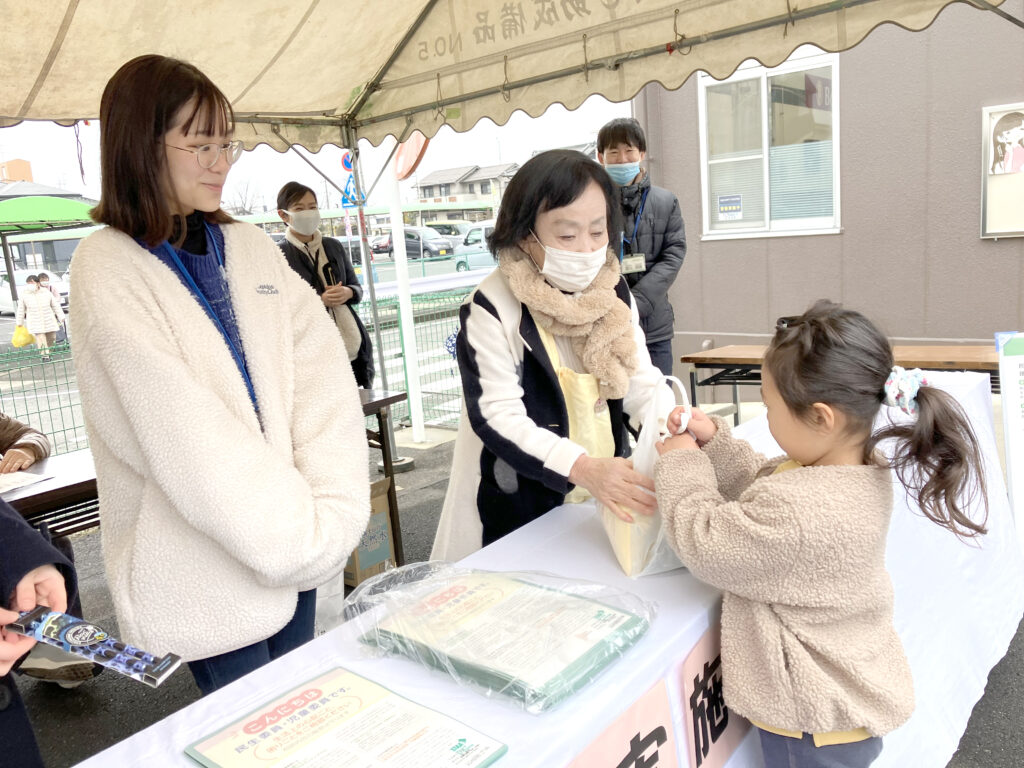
276,181,374,388
37,273,59,301
15,274,65,360
70,54,371,696
597,118,686,376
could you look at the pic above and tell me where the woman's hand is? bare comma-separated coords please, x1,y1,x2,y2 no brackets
0,448,34,474
569,455,656,523
656,431,700,455
684,408,718,445
321,285,353,307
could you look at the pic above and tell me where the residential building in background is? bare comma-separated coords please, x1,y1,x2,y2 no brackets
415,163,518,219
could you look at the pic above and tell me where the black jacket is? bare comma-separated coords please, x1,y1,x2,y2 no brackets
617,174,687,344
278,237,374,388
1,501,75,768
458,279,634,546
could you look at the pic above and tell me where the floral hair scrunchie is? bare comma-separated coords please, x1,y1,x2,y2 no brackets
884,365,929,416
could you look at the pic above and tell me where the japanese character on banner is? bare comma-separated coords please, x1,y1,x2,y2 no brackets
690,656,729,766
678,624,750,768
567,679,679,768
501,2,527,39
473,11,496,44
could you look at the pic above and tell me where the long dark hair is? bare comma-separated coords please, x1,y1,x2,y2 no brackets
765,299,987,539
92,55,235,246
487,149,619,256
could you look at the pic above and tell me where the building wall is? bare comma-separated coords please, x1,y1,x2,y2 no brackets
638,0,1024,377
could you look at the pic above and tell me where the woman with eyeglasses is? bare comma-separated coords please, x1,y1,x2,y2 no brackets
69,55,371,694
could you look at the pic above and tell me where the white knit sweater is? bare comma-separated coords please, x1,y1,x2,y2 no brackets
69,222,370,660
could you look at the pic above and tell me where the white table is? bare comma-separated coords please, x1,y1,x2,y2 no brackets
75,371,1024,768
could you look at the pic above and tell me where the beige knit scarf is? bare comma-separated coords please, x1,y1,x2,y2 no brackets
285,228,361,361
498,246,637,399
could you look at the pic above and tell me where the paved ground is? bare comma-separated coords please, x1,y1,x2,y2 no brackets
15,428,1024,767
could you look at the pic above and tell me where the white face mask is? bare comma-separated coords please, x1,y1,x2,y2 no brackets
531,231,608,293
287,208,321,237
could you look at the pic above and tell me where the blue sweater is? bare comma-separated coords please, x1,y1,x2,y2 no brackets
150,218,256,409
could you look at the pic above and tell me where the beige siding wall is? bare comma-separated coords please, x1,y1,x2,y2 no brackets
638,0,1024,383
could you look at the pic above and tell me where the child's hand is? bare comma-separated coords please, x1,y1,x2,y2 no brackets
666,406,690,435
656,432,700,454
686,408,718,445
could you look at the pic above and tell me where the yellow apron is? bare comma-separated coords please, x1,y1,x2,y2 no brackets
536,325,615,503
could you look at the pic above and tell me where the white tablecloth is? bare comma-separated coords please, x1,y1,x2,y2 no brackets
74,371,1024,768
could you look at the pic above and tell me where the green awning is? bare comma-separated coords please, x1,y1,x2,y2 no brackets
0,196,94,234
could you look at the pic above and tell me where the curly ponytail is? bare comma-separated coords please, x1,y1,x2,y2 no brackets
866,387,988,538
766,300,988,540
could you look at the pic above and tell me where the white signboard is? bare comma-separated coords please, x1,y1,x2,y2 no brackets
996,332,1024,542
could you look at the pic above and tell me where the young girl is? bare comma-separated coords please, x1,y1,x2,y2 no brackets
70,55,371,695
656,299,987,768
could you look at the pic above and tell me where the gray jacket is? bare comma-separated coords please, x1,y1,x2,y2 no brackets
617,174,686,344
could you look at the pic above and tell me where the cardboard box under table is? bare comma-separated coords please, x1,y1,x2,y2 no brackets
343,477,394,586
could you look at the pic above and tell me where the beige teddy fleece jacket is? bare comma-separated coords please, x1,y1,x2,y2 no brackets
654,417,914,737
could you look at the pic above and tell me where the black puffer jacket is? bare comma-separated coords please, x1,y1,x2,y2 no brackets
617,173,686,344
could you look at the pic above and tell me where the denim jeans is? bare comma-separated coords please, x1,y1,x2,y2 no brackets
646,338,674,377
187,589,317,696
758,728,883,768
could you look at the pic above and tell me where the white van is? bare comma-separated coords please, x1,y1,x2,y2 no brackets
454,219,497,272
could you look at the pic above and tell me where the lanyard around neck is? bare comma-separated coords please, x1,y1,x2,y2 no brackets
619,187,650,261
157,224,258,409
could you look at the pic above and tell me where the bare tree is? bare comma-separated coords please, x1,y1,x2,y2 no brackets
227,179,259,215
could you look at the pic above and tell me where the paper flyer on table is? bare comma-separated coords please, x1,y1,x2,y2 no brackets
0,470,52,494
185,667,507,768
366,572,648,710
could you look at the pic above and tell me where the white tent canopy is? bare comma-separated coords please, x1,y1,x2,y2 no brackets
0,0,1012,150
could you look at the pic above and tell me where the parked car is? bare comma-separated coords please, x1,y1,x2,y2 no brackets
370,234,391,254
387,227,452,259
424,219,472,248
454,219,497,272
0,269,70,315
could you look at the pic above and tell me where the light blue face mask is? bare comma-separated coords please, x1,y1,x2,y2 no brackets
604,161,641,186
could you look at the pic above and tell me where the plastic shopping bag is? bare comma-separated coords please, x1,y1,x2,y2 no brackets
11,326,34,348
600,375,690,578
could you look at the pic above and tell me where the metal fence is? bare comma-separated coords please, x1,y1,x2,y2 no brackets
0,287,471,455
0,342,88,455
355,287,471,429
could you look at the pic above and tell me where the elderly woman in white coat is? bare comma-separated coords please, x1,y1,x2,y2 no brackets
15,274,64,358
70,55,370,695
432,150,680,561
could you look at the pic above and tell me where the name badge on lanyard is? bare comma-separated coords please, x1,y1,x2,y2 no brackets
621,254,646,275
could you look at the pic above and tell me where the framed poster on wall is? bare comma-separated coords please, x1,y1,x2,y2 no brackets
981,102,1024,239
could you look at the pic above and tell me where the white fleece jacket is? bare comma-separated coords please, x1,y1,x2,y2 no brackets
69,222,370,660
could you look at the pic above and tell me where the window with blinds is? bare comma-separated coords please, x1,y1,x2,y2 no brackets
699,51,840,237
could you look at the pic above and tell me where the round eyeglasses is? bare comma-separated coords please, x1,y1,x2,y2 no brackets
165,139,244,169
